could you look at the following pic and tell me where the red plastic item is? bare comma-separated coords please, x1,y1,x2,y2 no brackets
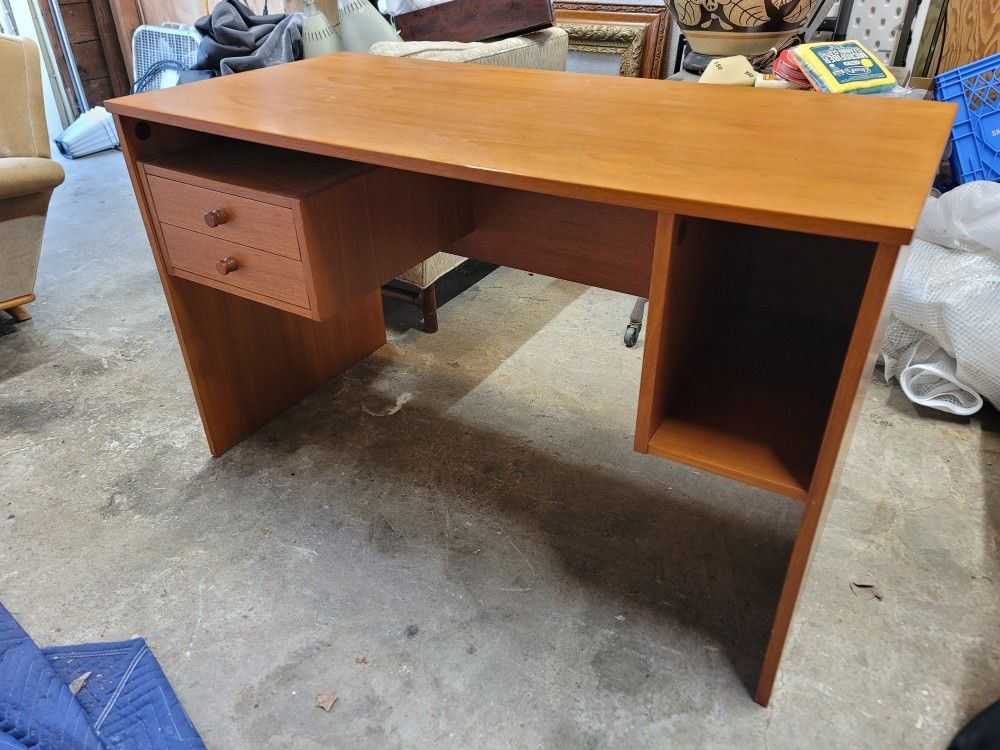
773,49,810,86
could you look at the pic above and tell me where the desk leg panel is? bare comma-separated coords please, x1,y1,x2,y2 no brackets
755,241,904,706
636,212,903,705
115,115,388,456
167,279,385,456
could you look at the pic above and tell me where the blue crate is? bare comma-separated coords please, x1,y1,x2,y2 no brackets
934,53,1000,184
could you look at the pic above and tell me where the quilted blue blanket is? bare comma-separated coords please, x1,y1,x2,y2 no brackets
0,603,204,749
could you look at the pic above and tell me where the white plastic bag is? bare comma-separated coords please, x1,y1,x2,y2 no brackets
916,182,1000,255
881,182,1000,414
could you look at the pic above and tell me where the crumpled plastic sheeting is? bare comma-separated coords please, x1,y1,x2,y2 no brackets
881,182,1000,415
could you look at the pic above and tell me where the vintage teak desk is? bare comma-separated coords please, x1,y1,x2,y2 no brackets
106,55,955,705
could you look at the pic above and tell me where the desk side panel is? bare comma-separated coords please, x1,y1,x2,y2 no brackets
755,241,904,705
300,168,474,320
114,115,387,455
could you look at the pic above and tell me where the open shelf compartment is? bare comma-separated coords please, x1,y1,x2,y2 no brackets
636,216,878,500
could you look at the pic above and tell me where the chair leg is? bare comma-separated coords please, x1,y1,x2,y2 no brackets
419,284,439,333
6,305,31,323
624,297,647,348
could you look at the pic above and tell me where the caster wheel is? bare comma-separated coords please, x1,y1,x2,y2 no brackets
624,324,640,348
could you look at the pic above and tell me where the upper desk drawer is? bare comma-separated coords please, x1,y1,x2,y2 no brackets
146,175,300,259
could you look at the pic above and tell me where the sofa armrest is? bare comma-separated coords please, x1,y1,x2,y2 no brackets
0,157,66,201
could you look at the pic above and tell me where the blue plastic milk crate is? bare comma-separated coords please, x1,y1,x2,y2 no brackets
934,52,1000,184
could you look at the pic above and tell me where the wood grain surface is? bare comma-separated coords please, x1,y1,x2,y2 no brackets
144,141,375,202
754,241,904,706
114,113,387,456
108,57,949,706
106,53,956,244
160,223,312,311
448,185,657,296
0,294,36,312
634,216,871,500
939,0,1000,73
298,167,474,320
394,0,554,42
90,0,130,96
147,175,303,259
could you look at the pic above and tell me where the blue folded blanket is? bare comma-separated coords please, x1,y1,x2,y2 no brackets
0,603,204,749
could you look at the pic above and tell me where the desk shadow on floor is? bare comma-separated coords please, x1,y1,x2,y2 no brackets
193,355,800,698
963,402,1000,724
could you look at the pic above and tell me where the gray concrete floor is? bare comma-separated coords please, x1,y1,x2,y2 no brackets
1,150,998,749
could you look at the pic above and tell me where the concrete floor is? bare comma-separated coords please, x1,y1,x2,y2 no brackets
1,150,998,749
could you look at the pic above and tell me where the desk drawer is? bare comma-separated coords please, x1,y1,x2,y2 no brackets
148,175,301,260
140,140,473,320
161,224,311,310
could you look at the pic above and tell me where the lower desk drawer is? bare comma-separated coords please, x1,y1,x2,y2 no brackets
161,223,311,312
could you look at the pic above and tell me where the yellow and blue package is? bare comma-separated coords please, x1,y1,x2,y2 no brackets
790,41,897,95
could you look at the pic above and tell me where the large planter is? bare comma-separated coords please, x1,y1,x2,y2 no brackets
666,0,824,57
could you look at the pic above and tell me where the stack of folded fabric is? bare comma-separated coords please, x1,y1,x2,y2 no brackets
788,40,897,94
194,0,303,75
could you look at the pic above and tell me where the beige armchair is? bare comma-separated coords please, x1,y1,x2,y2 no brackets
370,27,569,331
1,34,65,323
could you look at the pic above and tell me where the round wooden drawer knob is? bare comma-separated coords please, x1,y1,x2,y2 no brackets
204,208,229,228
216,256,239,275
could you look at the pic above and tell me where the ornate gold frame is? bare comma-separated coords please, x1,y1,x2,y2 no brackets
557,22,647,78
553,3,672,79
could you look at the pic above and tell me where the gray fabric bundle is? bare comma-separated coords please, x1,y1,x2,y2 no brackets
195,0,303,75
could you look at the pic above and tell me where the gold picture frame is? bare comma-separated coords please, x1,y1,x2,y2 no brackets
553,3,672,79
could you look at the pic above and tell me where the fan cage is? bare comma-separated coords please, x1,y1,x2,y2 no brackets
131,24,202,93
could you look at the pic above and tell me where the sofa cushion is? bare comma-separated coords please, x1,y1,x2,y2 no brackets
0,157,66,200
395,250,465,287
369,27,568,71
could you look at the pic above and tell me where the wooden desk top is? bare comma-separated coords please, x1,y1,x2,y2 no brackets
107,53,956,243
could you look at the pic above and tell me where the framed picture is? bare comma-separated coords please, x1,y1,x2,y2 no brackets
553,2,672,79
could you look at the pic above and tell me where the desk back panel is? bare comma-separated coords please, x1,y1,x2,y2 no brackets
449,186,657,297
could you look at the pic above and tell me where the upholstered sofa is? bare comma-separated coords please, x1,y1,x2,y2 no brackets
0,34,65,322
370,27,569,331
